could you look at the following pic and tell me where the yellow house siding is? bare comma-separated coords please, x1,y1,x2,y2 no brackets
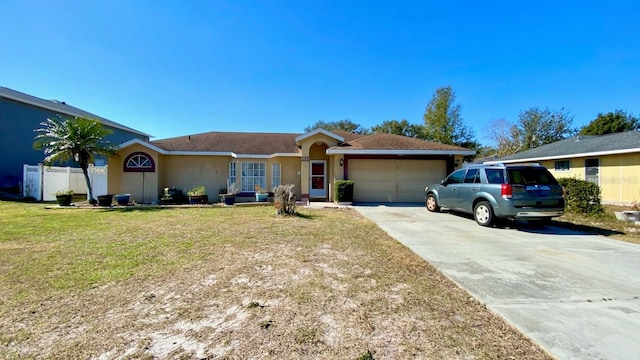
543,159,583,181
601,154,640,205
160,155,230,197
107,155,122,195
108,143,159,204
274,156,302,198
542,154,640,205
331,156,345,183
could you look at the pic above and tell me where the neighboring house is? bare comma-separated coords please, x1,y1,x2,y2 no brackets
108,129,475,204
0,86,151,192
486,131,640,205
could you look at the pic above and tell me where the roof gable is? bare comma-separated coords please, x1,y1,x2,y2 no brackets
295,128,344,143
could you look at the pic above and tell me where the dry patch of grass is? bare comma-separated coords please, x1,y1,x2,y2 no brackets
555,205,640,244
0,201,551,359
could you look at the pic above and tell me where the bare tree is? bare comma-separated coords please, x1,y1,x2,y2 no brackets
485,118,522,157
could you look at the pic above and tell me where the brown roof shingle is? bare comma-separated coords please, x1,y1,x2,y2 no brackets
151,132,301,155
148,131,472,155
334,133,473,151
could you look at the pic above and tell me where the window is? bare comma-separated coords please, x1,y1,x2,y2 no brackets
271,163,281,189
241,162,266,192
507,168,557,185
485,169,504,184
554,160,570,171
585,158,599,184
229,162,237,186
123,152,155,172
445,169,465,184
464,168,480,183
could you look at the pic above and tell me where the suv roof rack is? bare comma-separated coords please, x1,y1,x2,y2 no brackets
482,162,542,167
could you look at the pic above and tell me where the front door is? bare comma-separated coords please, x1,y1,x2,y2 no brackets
310,160,327,198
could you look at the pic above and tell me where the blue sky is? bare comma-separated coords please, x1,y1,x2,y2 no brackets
1,1,638,145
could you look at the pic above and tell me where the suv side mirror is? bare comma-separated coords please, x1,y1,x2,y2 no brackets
441,179,447,186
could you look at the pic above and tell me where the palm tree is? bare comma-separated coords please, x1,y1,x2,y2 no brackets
34,116,115,204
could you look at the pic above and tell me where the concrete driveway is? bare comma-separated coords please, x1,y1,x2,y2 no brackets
355,204,640,360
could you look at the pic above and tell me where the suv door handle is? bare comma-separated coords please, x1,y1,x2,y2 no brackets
471,187,478,191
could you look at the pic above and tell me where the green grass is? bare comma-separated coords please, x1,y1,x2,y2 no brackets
0,203,228,297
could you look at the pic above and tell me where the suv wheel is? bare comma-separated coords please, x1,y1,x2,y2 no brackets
426,194,440,212
474,201,494,226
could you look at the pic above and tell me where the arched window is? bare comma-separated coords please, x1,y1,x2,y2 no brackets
123,152,155,172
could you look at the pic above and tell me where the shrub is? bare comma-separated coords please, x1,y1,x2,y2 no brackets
160,187,187,204
558,177,603,215
227,182,240,195
187,185,206,196
334,180,354,203
274,184,297,215
55,189,74,196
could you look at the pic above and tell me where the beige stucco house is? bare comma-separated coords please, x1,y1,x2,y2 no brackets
486,131,640,205
107,128,474,204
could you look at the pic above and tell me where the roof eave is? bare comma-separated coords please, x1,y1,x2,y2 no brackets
1,91,152,138
118,140,301,158
118,139,167,154
485,147,640,164
327,149,476,156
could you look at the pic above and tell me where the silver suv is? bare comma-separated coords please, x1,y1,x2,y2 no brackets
425,163,565,226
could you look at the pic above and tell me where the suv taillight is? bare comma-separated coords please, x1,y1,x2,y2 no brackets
501,184,512,199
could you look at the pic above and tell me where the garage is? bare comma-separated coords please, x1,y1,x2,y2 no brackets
348,159,447,203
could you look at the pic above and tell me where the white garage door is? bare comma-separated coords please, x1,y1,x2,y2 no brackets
348,159,447,203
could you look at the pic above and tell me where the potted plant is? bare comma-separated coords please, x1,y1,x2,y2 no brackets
160,187,187,205
55,189,73,206
221,182,240,205
115,193,131,206
97,194,113,207
255,185,268,202
187,185,208,205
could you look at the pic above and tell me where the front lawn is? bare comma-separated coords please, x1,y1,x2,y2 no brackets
555,205,640,244
0,202,550,359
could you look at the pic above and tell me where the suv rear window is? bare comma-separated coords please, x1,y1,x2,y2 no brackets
508,168,558,185
485,169,505,184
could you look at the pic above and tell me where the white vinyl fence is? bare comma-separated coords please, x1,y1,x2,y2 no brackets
23,164,108,201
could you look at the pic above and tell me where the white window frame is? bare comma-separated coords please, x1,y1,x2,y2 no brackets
229,162,237,188
271,163,281,190
241,162,266,192
126,154,152,169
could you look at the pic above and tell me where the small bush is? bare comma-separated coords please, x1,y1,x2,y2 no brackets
274,184,297,215
558,177,604,215
334,180,354,203
358,349,375,360
260,319,273,330
187,185,206,196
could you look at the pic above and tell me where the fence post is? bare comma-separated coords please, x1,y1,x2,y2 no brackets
38,163,44,201
87,164,92,202
22,164,27,198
